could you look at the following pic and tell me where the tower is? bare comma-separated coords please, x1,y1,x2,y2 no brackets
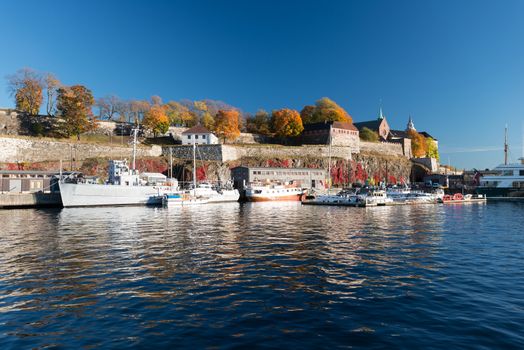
406,115,415,131
378,107,385,120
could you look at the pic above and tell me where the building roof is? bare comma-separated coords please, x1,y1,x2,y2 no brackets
389,129,409,139
419,131,438,141
303,121,358,132
182,125,213,134
353,119,383,131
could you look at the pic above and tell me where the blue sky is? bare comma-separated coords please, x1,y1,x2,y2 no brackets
0,0,523,169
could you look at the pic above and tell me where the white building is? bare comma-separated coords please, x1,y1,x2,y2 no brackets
181,125,219,145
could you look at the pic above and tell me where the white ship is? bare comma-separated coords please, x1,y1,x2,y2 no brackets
59,129,178,207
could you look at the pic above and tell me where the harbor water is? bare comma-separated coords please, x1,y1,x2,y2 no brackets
0,202,523,349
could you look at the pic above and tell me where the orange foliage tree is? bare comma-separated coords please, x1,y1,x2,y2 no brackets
8,68,44,115
142,105,169,136
301,97,352,124
214,109,240,142
56,85,96,139
407,129,427,158
271,108,304,138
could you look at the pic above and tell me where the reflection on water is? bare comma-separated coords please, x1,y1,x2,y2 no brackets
0,202,523,348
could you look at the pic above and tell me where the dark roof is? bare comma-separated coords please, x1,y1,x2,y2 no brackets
182,125,213,134
353,119,383,131
419,131,437,141
389,129,408,139
303,121,358,132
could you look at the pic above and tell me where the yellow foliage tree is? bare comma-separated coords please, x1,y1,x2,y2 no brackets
407,129,427,158
8,68,44,115
301,97,352,124
214,109,240,142
271,108,304,138
142,105,169,136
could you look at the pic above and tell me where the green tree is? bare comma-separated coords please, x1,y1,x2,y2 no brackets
247,109,271,135
56,85,96,139
359,127,379,142
426,137,439,160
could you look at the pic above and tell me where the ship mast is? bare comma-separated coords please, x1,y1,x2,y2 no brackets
132,128,138,171
327,123,332,192
504,125,508,165
193,138,197,196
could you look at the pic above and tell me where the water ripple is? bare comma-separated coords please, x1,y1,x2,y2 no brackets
0,202,523,348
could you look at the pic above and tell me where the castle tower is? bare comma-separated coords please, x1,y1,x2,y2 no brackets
406,115,416,131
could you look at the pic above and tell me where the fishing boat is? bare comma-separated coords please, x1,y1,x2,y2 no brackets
59,130,178,207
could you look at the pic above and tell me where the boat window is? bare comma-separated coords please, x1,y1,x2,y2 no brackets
502,170,513,176
520,170,524,176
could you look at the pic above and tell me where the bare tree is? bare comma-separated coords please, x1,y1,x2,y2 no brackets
96,95,121,120
44,73,61,115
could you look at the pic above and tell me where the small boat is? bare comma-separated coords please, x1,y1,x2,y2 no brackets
191,182,240,203
245,183,305,202
439,193,487,204
356,189,392,207
162,192,209,206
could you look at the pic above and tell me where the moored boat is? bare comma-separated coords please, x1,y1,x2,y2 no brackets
245,183,305,202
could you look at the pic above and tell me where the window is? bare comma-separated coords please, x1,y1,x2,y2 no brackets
187,135,191,139
203,135,207,139
195,135,199,139
520,170,524,176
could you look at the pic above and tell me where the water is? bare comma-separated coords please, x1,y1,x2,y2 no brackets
0,202,523,349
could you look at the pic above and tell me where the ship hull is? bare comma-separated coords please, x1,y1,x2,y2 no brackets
246,194,304,202
59,182,163,207
476,187,524,198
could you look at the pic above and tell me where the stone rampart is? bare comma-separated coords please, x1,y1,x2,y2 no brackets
0,136,162,163
0,109,21,135
359,141,405,157
164,144,354,162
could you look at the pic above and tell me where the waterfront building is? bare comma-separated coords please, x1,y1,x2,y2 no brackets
0,170,61,193
231,166,327,191
182,125,219,145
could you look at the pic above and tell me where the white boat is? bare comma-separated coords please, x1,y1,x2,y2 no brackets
245,183,305,202
59,159,178,207
477,127,524,197
191,183,240,203
162,191,209,206
477,158,524,197
356,189,392,207
59,129,178,208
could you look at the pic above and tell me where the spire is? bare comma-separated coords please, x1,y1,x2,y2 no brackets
406,115,415,131
378,99,384,120
378,107,384,120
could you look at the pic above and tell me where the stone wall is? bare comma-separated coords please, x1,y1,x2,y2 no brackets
0,136,162,163
164,144,355,162
0,109,21,135
359,141,405,157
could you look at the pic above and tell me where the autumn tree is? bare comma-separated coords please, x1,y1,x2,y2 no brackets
271,108,304,138
301,98,352,124
7,68,44,115
247,109,271,135
300,105,316,124
56,85,96,139
407,129,427,158
359,127,379,142
142,105,169,136
165,101,197,126
426,137,440,160
44,73,61,115
214,109,240,142
115,100,132,123
151,95,163,106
